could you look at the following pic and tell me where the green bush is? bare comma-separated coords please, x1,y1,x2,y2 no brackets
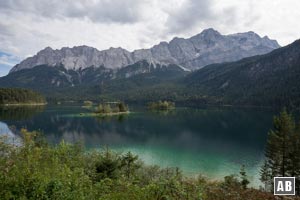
147,100,175,111
0,129,291,200
95,102,128,114
83,101,93,107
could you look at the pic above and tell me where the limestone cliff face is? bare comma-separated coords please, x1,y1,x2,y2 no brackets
10,28,280,73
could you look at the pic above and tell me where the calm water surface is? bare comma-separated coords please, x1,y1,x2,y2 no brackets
0,104,276,186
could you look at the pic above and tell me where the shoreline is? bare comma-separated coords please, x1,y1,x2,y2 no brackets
79,111,130,117
0,103,47,106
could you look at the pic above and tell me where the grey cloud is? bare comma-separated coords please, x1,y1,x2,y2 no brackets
165,0,214,33
0,22,16,37
221,7,238,25
0,0,143,24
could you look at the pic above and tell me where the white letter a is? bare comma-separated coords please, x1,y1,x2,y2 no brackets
277,181,284,191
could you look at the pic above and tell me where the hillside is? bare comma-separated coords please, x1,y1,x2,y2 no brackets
184,39,300,107
0,38,299,107
0,60,188,101
93,39,300,107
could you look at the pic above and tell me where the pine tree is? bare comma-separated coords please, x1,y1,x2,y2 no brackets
103,104,111,113
261,108,300,194
264,109,295,177
260,161,271,191
291,122,300,195
121,152,140,179
117,102,127,112
240,165,250,189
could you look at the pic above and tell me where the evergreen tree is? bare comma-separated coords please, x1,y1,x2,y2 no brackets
121,152,140,179
291,122,300,195
96,104,104,113
260,161,271,192
0,88,45,104
117,102,127,112
240,165,249,189
265,109,295,176
103,104,111,113
261,108,300,195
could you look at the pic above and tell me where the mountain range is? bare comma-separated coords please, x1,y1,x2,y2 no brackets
10,28,279,73
92,39,300,107
1,29,300,108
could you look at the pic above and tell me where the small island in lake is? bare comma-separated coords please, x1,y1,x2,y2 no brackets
147,100,175,111
81,101,129,117
82,100,94,108
0,88,46,106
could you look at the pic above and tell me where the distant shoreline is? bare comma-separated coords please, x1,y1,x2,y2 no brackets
0,103,47,106
79,111,130,117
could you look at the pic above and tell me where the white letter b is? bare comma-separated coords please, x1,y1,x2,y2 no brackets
286,181,292,191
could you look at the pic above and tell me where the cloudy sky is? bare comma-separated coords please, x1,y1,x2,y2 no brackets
0,0,300,76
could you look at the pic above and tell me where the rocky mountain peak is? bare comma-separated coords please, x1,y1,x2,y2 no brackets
38,46,53,54
191,28,222,40
201,28,221,36
10,29,281,73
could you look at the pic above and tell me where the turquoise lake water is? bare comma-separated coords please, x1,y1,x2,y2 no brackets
0,104,276,187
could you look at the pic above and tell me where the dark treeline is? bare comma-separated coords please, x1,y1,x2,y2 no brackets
0,88,46,105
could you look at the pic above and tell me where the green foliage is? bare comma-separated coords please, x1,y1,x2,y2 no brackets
103,104,112,113
95,104,110,114
221,171,249,191
0,88,46,105
83,100,93,107
261,109,300,195
117,102,128,112
222,175,241,190
95,102,128,114
240,165,250,189
96,104,104,113
0,129,294,199
121,152,140,180
0,129,91,200
147,100,175,111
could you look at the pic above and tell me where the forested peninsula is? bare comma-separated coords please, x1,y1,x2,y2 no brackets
0,88,46,105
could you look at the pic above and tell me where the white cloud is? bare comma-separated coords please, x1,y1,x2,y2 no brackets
0,0,299,64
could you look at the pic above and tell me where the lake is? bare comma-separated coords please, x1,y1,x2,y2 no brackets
0,104,276,187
